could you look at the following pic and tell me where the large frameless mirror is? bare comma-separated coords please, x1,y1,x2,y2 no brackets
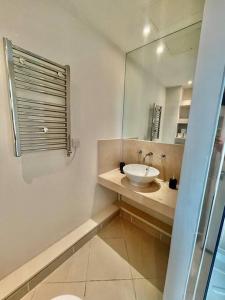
122,22,202,144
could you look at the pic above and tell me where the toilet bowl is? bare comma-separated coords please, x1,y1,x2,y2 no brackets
52,296,82,300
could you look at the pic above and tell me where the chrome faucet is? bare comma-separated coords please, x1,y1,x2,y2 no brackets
143,152,153,164
137,149,143,163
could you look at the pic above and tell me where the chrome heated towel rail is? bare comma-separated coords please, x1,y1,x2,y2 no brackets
4,37,71,157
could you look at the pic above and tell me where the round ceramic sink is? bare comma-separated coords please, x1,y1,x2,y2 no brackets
123,164,160,187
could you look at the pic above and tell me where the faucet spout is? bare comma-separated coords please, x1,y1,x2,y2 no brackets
143,152,153,164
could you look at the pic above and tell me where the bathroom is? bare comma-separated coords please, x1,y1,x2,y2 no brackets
0,0,225,300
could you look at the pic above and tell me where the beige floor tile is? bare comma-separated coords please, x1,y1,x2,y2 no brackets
134,279,163,300
86,236,132,280
46,243,90,283
19,217,168,299
122,219,169,290
45,260,70,283
32,282,85,300
98,216,124,239
85,280,136,300
66,242,90,282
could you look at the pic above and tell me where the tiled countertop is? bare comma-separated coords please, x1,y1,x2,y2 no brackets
98,169,177,222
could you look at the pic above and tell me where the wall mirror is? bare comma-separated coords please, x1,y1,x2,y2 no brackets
122,22,202,144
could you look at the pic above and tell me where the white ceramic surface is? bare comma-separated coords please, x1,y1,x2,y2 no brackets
52,295,82,300
123,164,160,186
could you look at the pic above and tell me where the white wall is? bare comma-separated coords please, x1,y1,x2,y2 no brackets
0,0,125,279
164,0,225,299
123,56,166,140
162,87,182,143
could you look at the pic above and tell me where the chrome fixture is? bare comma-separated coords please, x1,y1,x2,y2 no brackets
4,37,71,157
137,149,143,163
150,103,162,141
143,152,153,163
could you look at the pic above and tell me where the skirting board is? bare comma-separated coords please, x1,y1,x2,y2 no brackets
0,205,119,300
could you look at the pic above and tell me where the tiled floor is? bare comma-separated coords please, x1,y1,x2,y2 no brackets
22,216,170,300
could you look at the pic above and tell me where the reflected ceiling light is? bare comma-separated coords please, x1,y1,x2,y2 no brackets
156,44,164,55
143,24,151,37
188,80,193,85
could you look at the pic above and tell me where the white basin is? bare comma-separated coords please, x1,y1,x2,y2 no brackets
123,164,160,187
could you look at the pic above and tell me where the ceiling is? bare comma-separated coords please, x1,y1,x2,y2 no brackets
58,0,205,52
127,23,201,87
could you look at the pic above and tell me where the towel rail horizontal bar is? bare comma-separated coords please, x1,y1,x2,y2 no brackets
18,104,66,114
20,128,66,137
18,112,67,119
17,97,66,108
19,125,67,129
19,120,67,125
15,77,66,92
14,69,66,87
21,136,67,141
20,132,66,136
21,141,67,147
14,62,66,81
13,45,66,70
16,84,66,98
13,53,66,74
20,131,67,135
21,147,67,153
20,129,67,134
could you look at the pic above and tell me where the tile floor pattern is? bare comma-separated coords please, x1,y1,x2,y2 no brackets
21,216,170,300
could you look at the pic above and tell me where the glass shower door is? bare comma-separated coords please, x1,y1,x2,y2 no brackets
186,89,225,299
205,207,225,299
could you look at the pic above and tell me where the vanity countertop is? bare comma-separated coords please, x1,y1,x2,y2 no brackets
98,168,177,222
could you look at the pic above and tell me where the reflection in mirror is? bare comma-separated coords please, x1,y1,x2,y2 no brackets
123,22,202,144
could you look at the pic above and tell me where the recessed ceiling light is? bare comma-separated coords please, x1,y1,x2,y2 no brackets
188,80,193,85
156,44,164,55
143,24,151,37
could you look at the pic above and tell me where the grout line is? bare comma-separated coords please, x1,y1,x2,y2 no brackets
37,276,162,284
83,238,92,297
131,278,138,300
99,237,125,240
43,278,136,284
84,282,87,299
86,278,134,283
29,289,36,300
121,219,135,284
122,225,138,300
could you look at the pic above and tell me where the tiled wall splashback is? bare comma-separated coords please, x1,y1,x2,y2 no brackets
98,139,184,182
97,139,122,174
122,139,184,182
